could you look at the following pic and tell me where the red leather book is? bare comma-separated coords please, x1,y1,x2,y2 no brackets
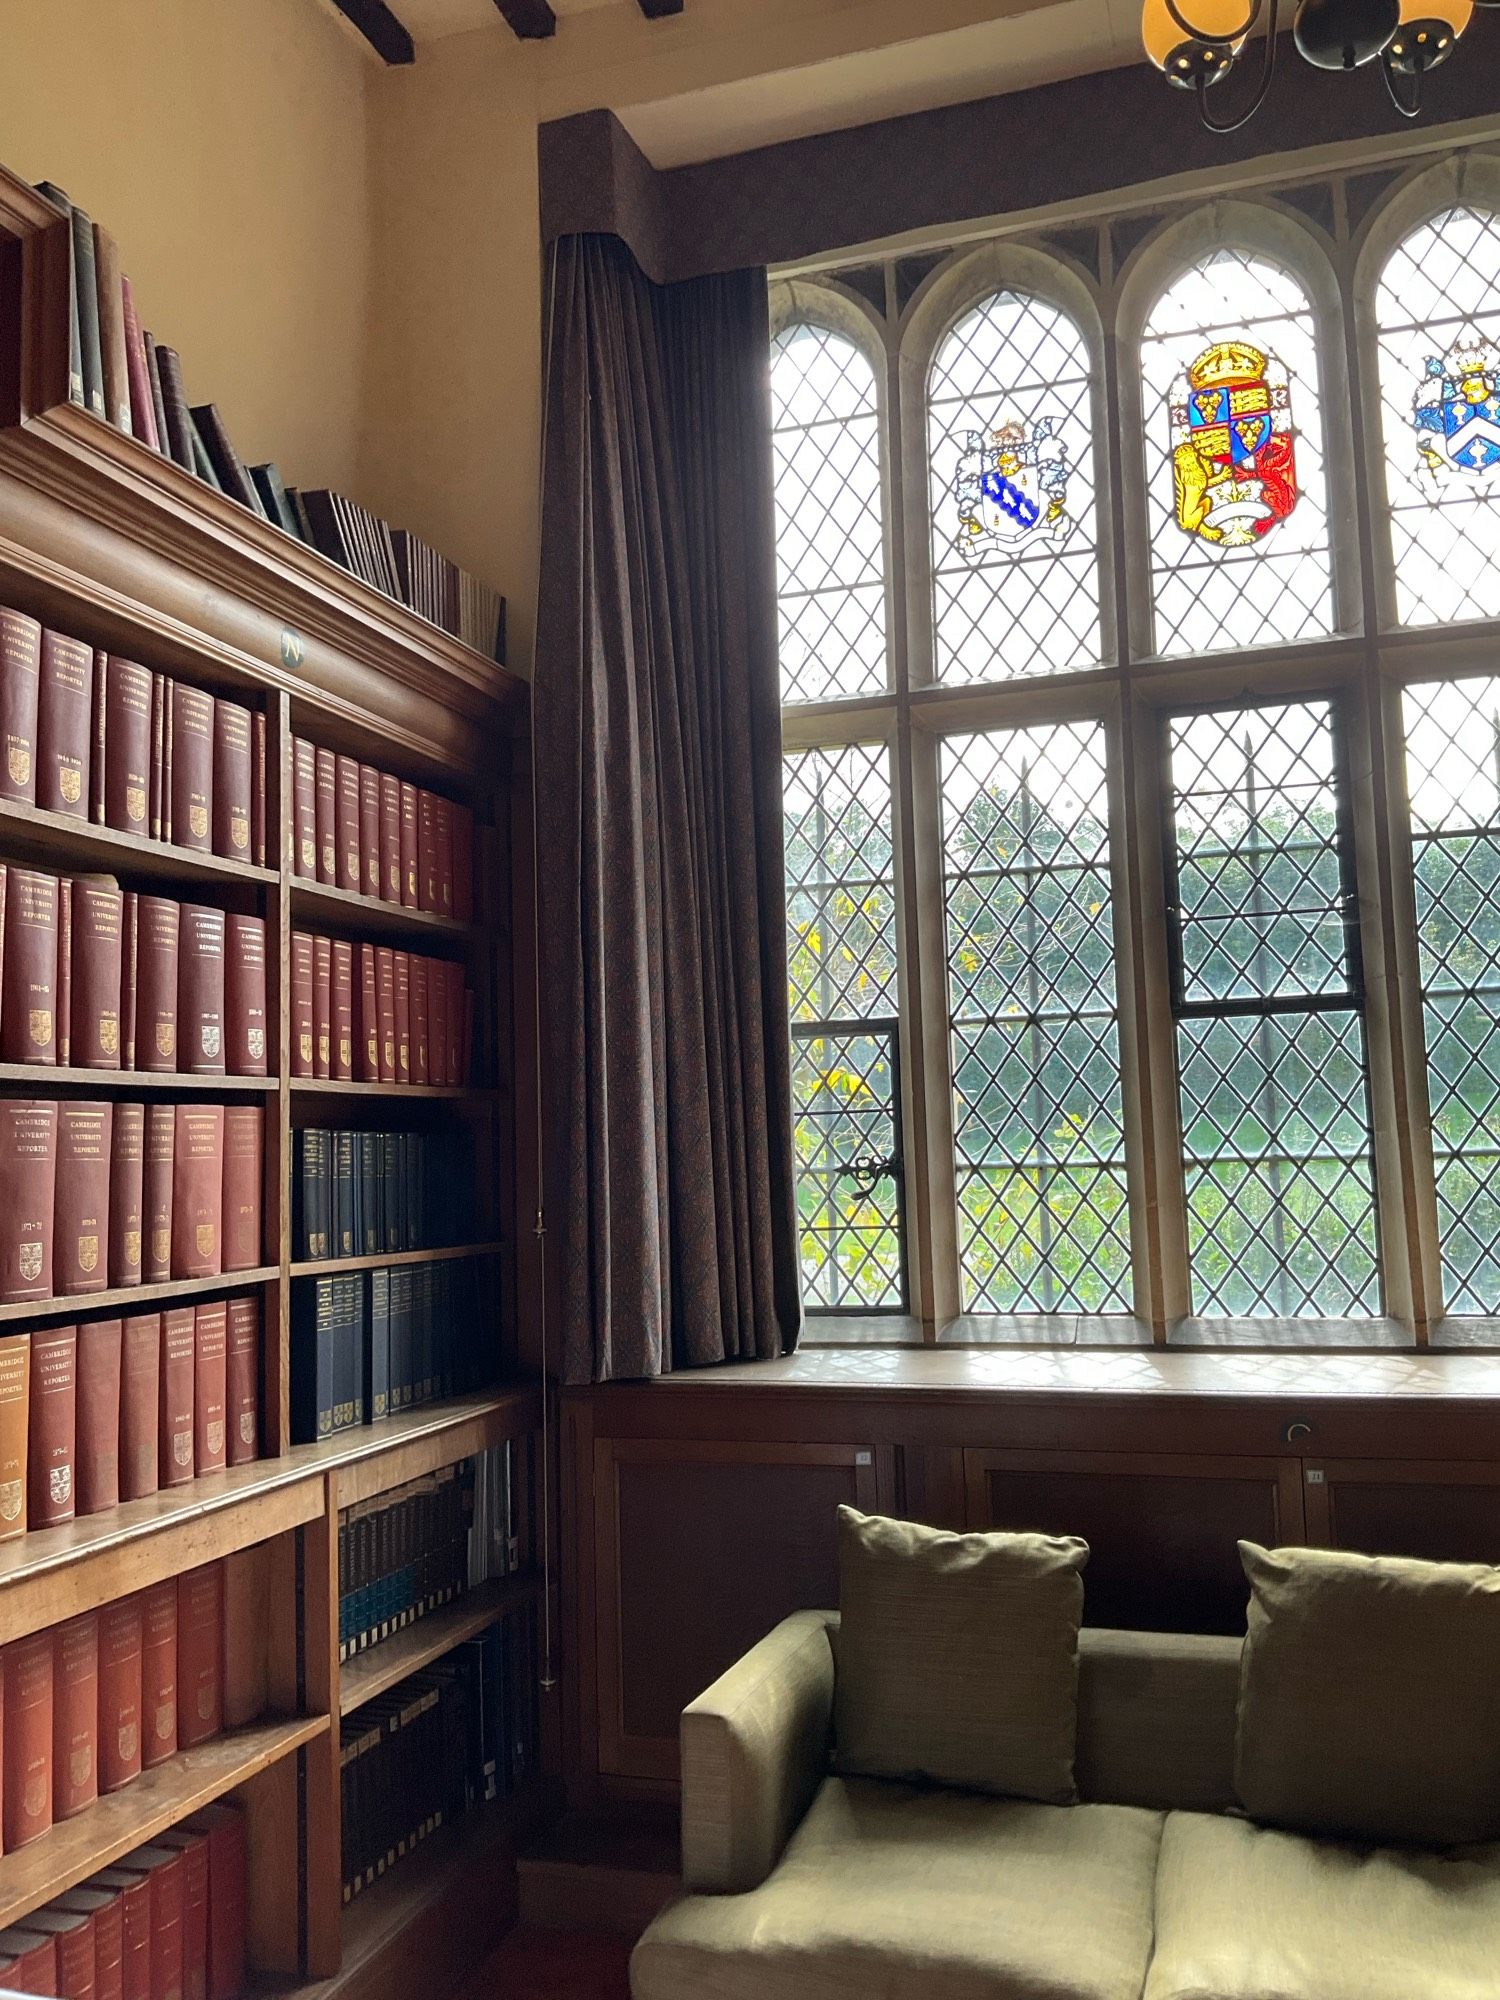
314,744,337,885
447,975,466,1088
220,1547,269,1729
95,218,131,430
177,1563,224,1748
221,1109,263,1274
135,895,180,1073
313,934,332,1079
331,938,354,1080
359,763,381,899
17,1910,92,2000
417,788,438,912
250,712,266,868
57,875,73,1065
90,654,107,825
1,866,59,1063
0,1099,57,1302
211,701,252,861
224,1298,259,1467
140,1582,179,1768
103,657,152,835
37,628,93,817
57,1891,122,2000
76,1317,123,1515
193,1302,228,1475
122,272,159,449
161,675,174,842
189,1803,246,2000
358,943,379,1080
115,1846,183,2000
143,1106,174,1283
394,950,411,1083
452,801,475,924
118,1313,161,1501
379,770,401,902
171,1105,223,1279
375,946,397,1083
170,683,215,852
0,1928,59,1996
3,1626,55,1848
29,1323,77,1525
434,795,454,915
97,1594,144,1793
158,1306,196,1489
399,779,418,907
178,904,227,1075
110,1103,145,1286
56,1100,113,1295
72,876,125,1067
291,736,316,880
223,916,267,1077
336,754,362,893
0,1330,29,1541
290,930,314,1079
152,1832,209,2000
52,1609,100,1819
121,892,138,1069
411,954,430,1085
148,673,165,840
0,603,42,802
429,959,449,1088
89,1877,149,2000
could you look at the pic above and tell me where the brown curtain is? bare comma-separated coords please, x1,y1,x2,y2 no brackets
533,233,801,1385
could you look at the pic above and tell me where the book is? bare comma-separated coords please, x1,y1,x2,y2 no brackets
292,737,316,879
211,700,253,860
136,895,180,1072
452,803,475,924
91,658,107,820
417,789,438,913
144,336,171,464
315,745,337,884
119,1845,185,2000
411,955,430,1084
224,914,268,1076
1,866,58,1061
15,1911,92,1999
28,1324,77,1525
294,1128,330,1261
0,1331,29,1542
121,276,160,452
98,1594,145,1793
399,781,419,907
149,674,165,837
333,1129,355,1257
0,604,42,801
0,1928,58,1995
394,952,411,1083
103,656,153,834
57,875,72,1066
360,764,381,899
141,1580,179,1767
120,892,139,1069
332,938,354,1080
358,944,379,1081
189,416,223,492
178,903,227,1074
366,1266,391,1422
76,1317,123,1515
94,222,132,432
248,463,299,537
56,1890,123,2000
291,928,315,1078
221,1546,270,1728
159,1305,196,1489
152,1829,211,2000
106,1102,145,1287
38,628,93,817
55,1099,113,1295
430,960,449,1088
291,1276,336,1443
172,1105,224,1278
313,932,332,1079
3,1627,55,1847
193,1301,228,1474
118,1312,161,1502
34,183,84,407
53,1609,100,1819
337,754,362,893
379,771,401,902
224,1298,259,1467
251,712,266,867
170,683,215,851
0,1099,57,1301
189,1803,247,2000
222,1106,263,1273
70,203,106,419
162,675,175,837
376,947,396,1083
72,875,125,1067
143,1105,174,1283
91,1870,151,2000
177,1562,224,1747
190,407,264,517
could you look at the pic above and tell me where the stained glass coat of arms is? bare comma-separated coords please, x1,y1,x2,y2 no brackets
1169,340,1299,548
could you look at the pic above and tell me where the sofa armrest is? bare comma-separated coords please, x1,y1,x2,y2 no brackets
679,1608,837,1895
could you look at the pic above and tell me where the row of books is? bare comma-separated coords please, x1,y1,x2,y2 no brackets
0,1299,262,1542
291,933,474,1087
0,1802,246,2000
35,183,506,661
0,605,267,861
0,868,267,1076
294,1127,479,1262
1,1557,268,1855
339,1609,538,1903
290,1261,487,1445
0,1100,263,1305
291,738,477,918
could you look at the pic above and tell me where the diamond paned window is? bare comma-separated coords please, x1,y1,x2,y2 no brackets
928,292,1102,683
941,722,1130,1313
1402,677,1500,1315
1377,207,1500,628
771,323,888,705
1142,251,1334,660
1166,701,1379,1317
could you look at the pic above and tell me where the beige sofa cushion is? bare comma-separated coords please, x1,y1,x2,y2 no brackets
633,1776,1164,2000
1234,1541,1500,1846
833,1506,1087,1802
1077,1627,1239,1814
1146,1809,1500,2000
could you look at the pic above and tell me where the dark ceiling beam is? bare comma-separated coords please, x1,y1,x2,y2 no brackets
638,0,686,16
329,0,414,63
493,0,557,35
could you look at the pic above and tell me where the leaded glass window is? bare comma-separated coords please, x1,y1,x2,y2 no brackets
783,744,904,1310
1166,700,1379,1317
927,292,1102,683
1402,678,1500,1315
1376,207,1500,628
941,722,1130,1312
771,322,888,705
1142,251,1334,659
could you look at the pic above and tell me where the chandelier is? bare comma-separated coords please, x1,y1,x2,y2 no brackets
1141,0,1487,130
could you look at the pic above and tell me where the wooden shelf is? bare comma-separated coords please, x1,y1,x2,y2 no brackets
289,880,481,946
0,1063,278,1094
0,1264,278,1327
0,1712,327,1932
322,1386,543,1506
0,794,277,890
340,1574,542,1716
289,1078,490,1103
291,1242,503,1279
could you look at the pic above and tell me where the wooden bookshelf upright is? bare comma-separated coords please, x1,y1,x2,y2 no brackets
0,168,546,1994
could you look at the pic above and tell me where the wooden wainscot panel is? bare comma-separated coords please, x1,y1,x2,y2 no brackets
594,1437,881,1782
964,1448,1305,1635
1302,1457,1500,1562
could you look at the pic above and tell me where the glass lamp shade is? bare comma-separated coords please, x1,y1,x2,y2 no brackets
1142,0,1253,77
1385,0,1473,66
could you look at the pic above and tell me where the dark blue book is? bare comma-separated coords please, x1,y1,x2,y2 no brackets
291,1276,337,1442
365,1266,391,1422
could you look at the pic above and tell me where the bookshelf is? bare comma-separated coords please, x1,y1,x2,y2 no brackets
0,167,546,1997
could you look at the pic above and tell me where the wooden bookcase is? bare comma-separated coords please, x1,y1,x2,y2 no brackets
0,168,546,1992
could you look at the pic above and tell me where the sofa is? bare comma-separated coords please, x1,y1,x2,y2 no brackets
630,1608,1500,2000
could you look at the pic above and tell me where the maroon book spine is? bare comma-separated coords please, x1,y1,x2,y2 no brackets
98,1593,145,1793
52,1609,100,1819
379,770,401,902
119,1311,161,1502
429,959,449,1088
37,628,93,817
59,1894,121,2000
149,672,165,839
411,955,430,1085
331,938,354,1081
416,788,438,913
157,1831,210,2000
122,273,159,450
3,1627,55,1848
251,711,266,867
359,763,381,899
1,866,59,1063
290,930,314,1079
170,683,215,851
314,745,337,885
224,1298,259,1467
193,1301,228,1475
336,754,362,893
177,1562,224,1748
76,1316,123,1515
142,1576,179,1766
0,1329,29,1541
135,896,180,1073
433,795,454,916
399,780,419,907
162,673,175,841
55,1099,113,1295
452,802,475,924
450,975,468,1087
56,875,72,1065
357,944,379,1080
121,891,139,1069
97,1870,152,2000
178,904,227,1075
375,947,397,1084
104,657,153,835
91,652,107,824
224,915,268,1077
221,1107,263,1274
159,1305,196,1487
0,1099,57,1302
171,1105,224,1279
292,737,316,880
0,603,42,802
394,950,411,1084
139,1848,186,2000
193,1804,247,2000
211,700,253,861
28,1323,77,1527
71,876,125,1068
143,1106,174,1283
109,1101,145,1287
313,934,332,1080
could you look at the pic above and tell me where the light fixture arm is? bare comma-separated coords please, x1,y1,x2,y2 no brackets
1381,53,1425,112
1167,0,1265,40
1195,0,1282,129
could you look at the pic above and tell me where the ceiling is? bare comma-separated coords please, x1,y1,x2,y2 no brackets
395,0,614,36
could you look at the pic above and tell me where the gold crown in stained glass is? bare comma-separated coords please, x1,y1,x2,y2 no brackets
1186,341,1268,392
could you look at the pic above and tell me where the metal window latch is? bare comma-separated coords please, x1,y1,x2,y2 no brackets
838,1153,903,1199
